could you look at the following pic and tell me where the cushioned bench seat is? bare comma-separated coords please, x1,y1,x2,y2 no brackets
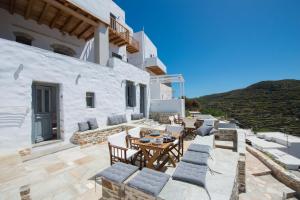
126,168,170,196
192,135,214,148
181,151,209,166
172,162,208,187
187,144,212,154
95,162,138,183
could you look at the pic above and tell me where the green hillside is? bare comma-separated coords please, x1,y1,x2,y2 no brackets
186,79,300,135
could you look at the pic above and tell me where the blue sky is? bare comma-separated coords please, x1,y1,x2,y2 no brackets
115,0,300,97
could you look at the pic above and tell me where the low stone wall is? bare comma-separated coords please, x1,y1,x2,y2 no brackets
230,162,239,200
72,125,134,146
215,128,246,193
215,129,237,142
149,112,179,124
247,145,300,193
238,155,246,193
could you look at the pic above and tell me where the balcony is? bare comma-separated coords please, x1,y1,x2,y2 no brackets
109,17,139,53
144,57,167,75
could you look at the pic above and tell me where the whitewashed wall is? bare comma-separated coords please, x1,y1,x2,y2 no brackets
0,39,150,152
150,99,185,117
150,82,172,100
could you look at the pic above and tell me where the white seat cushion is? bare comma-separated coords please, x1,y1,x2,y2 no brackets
128,127,141,138
108,131,127,148
124,149,139,159
173,139,179,145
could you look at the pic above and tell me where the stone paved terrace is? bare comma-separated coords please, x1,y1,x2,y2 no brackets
239,151,296,200
0,140,297,200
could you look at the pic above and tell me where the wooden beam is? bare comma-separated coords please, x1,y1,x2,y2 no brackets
50,9,62,29
42,0,99,26
25,0,35,19
78,25,93,39
38,2,50,24
9,0,15,14
70,21,84,35
61,15,72,32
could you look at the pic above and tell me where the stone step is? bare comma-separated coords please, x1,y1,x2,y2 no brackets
22,142,77,162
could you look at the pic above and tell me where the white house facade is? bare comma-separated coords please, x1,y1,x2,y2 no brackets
0,0,184,153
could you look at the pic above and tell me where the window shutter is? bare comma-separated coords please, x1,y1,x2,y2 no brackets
132,85,136,107
125,83,129,107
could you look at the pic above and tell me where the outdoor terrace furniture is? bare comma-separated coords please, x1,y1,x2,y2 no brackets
166,124,184,161
125,168,170,199
132,131,178,171
127,127,142,150
95,162,139,200
174,114,183,124
168,115,175,125
107,130,142,166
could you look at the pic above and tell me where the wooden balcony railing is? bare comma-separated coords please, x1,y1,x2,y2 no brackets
109,17,139,53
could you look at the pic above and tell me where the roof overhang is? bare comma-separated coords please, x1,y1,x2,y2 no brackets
0,0,108,41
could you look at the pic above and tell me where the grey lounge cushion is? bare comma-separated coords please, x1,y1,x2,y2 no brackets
209,128,218,135
78,122,89,132
172,162,208,187
131,113,144,120
195,126,213,136
181,151,209,165
87,118,98,130
96,162,138,183
127,168,170,196
108,114,127,125
187,144,211,154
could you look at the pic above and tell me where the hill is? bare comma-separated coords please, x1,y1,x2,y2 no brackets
186,79,300,135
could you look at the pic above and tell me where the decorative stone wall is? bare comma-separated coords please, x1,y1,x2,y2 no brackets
125,185,159,200
215,129,237,141
230,162,239,200
72,125,134,146
149,112,179,124
101,178,124,200
247,145,300,193
238,155,246,193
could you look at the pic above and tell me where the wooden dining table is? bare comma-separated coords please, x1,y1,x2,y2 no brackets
132,131,178,171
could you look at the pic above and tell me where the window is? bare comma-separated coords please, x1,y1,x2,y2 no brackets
51,44,76,57
112,52,122,60
14,32,33,46
86,92,95,108
126,81,136,107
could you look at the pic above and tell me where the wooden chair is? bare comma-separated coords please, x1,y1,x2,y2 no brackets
165,124,184,161
169,115,175,125
126,127,142,150
174,114,183,125
108,131,142,167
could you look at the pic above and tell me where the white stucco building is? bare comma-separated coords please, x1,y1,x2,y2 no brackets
0,0,185,153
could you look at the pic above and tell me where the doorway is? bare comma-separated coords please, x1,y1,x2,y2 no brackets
140,85,146,117
32,82,59,143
